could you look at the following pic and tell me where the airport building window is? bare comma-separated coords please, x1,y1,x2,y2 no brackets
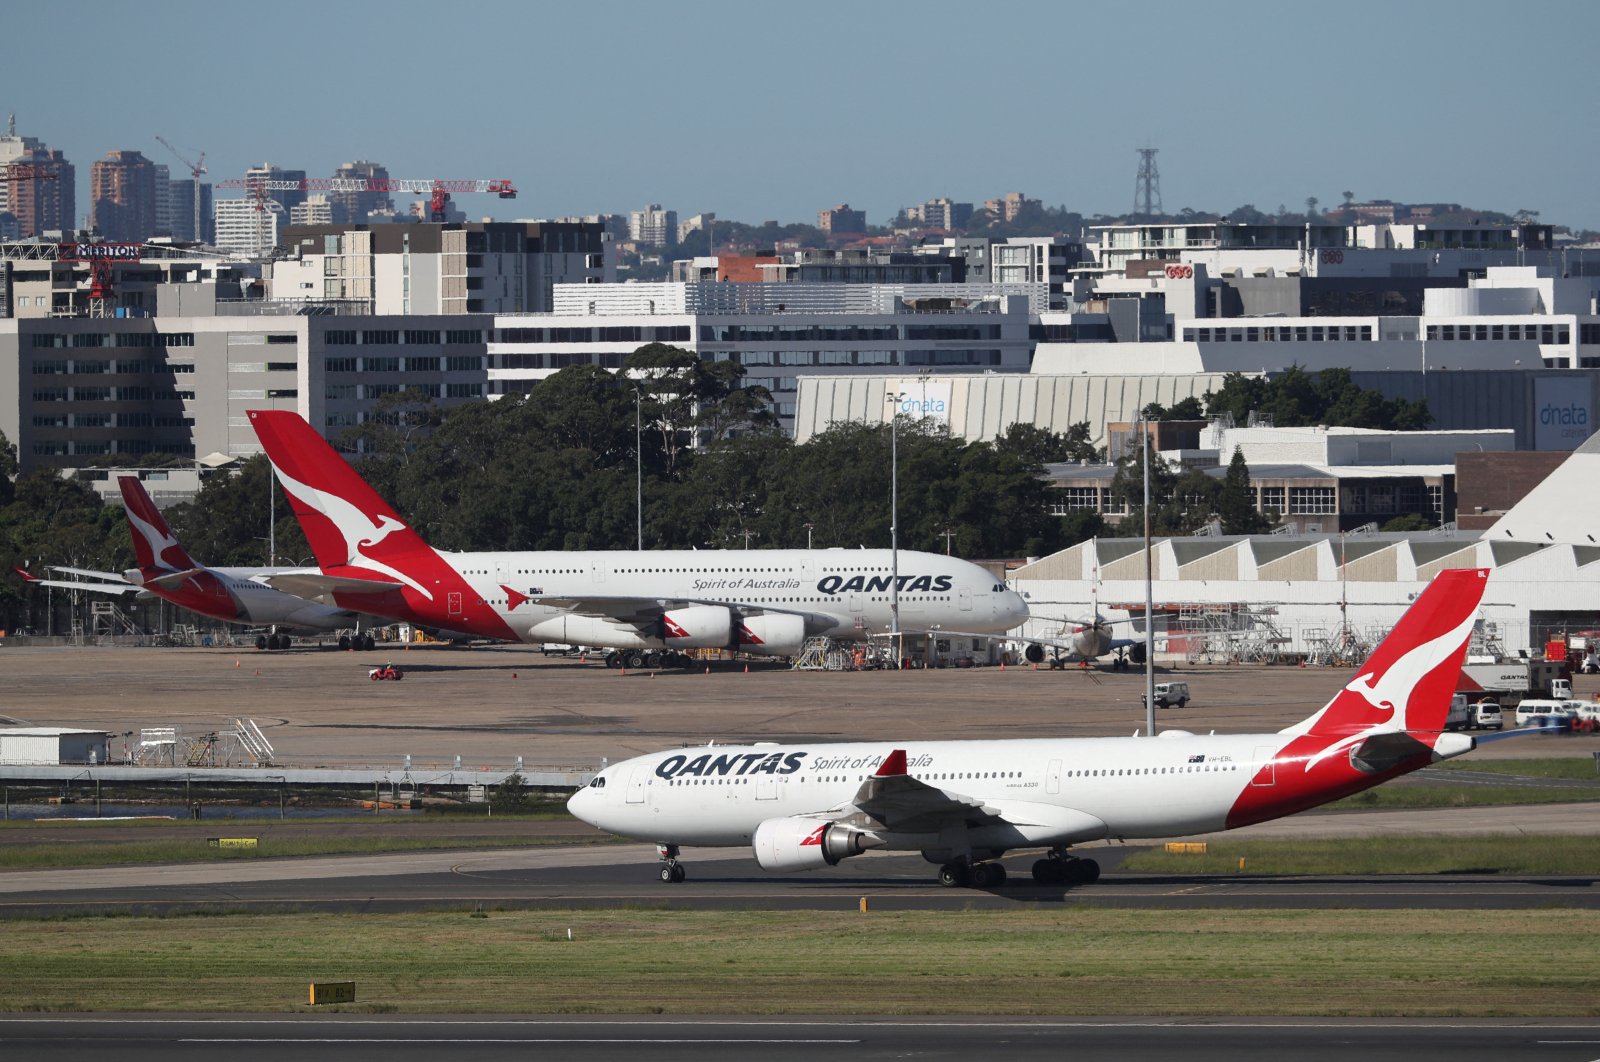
446,355,482,371
403,330,441,345
325,357,357,373
1288,486,1336,514
361,330,400,345
405,356,441,372
363,356,400,372
326,330,357,345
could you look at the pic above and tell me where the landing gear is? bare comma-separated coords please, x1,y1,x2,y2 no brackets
624,650,646,670
256,634,269,651
338,634,351,651
656,843,686,884
937,859,1007,888
605,651,622,669
258,632,291,650
1030,851,1101,886
644,650,663,669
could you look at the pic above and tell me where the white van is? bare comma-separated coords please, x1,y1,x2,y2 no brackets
1514,698,1578,727
1471,702,1503,730
1153,682,1190,709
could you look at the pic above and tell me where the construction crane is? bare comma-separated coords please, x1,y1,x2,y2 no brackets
216,175,517,222
155,136,207,242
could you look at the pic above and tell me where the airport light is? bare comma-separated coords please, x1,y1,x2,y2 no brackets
1141,412,1155,737
804,523,814,550
635,388,643,551
885,391,902,659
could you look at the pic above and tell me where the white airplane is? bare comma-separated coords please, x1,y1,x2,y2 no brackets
569,568,1491,888
246,410,1030,664
14,476,371,651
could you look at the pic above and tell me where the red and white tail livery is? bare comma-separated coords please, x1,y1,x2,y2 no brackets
569,569,1491,888
247,410,1029,661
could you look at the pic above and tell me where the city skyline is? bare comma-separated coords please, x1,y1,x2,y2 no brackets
8,0,1600,233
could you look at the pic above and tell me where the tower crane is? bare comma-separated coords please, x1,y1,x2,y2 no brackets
155,136,207,242
217,175,517,222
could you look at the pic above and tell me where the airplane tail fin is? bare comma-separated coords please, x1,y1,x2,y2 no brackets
245,411,439,591
1287,568,1488,739
118,476,197,574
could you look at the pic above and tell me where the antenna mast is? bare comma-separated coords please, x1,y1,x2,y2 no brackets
1133,146,1163,220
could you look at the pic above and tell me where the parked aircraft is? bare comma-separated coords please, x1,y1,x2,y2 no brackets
246,410,1029,664
14,476,371,650
568,568,1490,887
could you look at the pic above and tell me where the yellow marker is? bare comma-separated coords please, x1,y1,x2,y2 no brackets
207,838,258,849
309,981,356,1005
860,896,869,913
1163,842,1207,854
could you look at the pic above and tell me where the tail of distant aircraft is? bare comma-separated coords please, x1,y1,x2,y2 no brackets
118,476,197,575
245,410,447,600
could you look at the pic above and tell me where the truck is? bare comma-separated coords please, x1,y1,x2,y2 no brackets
1445,694,1505,731
1458,657,1571,703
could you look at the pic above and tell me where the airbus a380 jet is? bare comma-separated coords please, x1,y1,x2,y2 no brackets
15,477,369,650
246,410,1029,662
570,568,1491,887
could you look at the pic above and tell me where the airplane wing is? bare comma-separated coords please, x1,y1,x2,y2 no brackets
259,571,410,604
526,593,837,632
13,567,143,596
834,749,1006,834
46,564,129,581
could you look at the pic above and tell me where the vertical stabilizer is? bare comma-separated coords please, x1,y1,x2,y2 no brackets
118,476,196,574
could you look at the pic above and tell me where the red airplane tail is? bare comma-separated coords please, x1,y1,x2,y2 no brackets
245,410,446,595
118,476,197,574
1290,568,1488,740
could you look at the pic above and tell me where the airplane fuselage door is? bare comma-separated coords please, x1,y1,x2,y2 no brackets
756,775,778,800
626,766,649,804
959,588,973,612
447,591,463,616
1046,758,1062,795
848,594,863,614
1251,746,1277,787
494,557,509,584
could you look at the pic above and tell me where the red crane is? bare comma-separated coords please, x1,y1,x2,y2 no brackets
217,175,517,222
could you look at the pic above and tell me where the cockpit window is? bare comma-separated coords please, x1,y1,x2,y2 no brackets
589,776,606,789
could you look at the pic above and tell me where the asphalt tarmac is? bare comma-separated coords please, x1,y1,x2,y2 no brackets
2,1015,1598,1062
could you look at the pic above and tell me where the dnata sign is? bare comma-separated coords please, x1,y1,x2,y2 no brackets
1533,377,1593,450
888,380,952,422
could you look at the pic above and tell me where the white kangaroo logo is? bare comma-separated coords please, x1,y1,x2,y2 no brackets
271,463,435,602
1303,601,1480,772
124,505,185,571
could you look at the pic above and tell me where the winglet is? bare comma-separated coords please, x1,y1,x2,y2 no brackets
876,749,909,777
13,565,37,582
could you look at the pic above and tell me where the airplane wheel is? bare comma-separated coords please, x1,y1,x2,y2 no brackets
1071,858,1101,885
659,865,675,883
671,864,686,883
1031,859,1060,884
605,652,621,669
338,635,351,651
625,651,646,670
362,634,376,652
255,635,269,651
971,862,1005,887
937,862,969,888
644,651,663,669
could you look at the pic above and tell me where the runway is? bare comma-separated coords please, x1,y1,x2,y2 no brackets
3,1016,1599,1062
2,805,1597,916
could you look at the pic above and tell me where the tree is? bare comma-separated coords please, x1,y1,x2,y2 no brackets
0,429,16,509
1218,447,1272,535
165,456,309,567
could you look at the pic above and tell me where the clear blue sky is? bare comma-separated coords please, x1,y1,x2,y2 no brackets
11,0,1600,231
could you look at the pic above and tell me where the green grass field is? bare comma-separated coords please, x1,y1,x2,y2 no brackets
1,908,1593,1016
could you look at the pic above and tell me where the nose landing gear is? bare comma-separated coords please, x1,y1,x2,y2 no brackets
656,843,686,883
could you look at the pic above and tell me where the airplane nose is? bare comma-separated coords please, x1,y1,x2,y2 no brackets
1003,590,1029,628
566,784,595,822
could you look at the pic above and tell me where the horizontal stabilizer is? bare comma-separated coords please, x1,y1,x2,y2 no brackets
261,571,406,604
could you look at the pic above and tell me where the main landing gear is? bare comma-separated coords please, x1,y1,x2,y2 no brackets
338,633,377,652
606,650,692,670
1030,849,1100,886
656,843,686,884
256,632,293,651
937,859,1007,888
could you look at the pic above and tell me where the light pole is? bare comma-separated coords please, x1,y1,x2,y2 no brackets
885,391,902,662
1141,413,1155,738
804,523,814,550
941,528,956,556
634,387,643,552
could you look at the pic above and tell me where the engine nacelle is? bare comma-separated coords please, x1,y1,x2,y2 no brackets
1024,642,1046,664
736,613,806,657
752,816,878,872
661,604,734,649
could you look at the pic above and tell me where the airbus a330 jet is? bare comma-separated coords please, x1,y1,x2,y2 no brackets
569,568,1492,888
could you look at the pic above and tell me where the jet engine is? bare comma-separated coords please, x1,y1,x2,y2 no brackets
1024,642,1046,664
736,613,806,657
661,605,734,648
752,816,880,872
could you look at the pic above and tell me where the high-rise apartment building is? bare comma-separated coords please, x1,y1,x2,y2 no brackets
629,204,677,246
290,195,334,226
214,197,279,257
242,163,307,218
818,203,866,235
90,150,160,242
168,178,214,244
329,160,393,223
0,117,75,238
152,163,172,236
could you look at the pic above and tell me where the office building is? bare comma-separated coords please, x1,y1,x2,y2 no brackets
329,160,393,223
629,204,677,247
214,197,279,257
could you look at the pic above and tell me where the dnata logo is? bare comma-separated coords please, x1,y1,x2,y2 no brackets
1539,401,1590,428
899,396,947,415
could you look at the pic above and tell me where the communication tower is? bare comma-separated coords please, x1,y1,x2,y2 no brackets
1133,147,1163,220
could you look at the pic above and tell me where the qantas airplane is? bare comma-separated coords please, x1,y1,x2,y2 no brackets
246,410,1029,665
15,476,371,651
569,567,1490,887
